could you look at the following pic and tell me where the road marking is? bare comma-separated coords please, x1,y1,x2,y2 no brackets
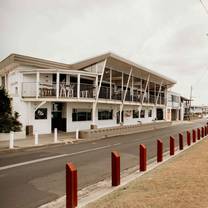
0,143,121,171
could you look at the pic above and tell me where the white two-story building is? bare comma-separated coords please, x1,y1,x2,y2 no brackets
0,53,176,134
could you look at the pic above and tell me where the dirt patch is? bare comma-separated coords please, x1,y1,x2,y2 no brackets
87,139,208,208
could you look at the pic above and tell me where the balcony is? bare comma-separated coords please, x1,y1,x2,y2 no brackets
21,82,165,105
22,82,96,99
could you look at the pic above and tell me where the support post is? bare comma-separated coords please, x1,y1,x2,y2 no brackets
92,102,96,125
187,131,191,146
192,129,196,143
139,144,147,171
111,151,120,186
170,136,175,156
110,69,112,100
9,131,14,149
56,72,60,98
77,73,80,99
155,80,163,105
36,72,40,98
202,127,204,138
54,128,58,143
35,132,38,145
66,162,78,208
157,139,163,162
179,133,183,150
75,129,79,140
197,128,201,140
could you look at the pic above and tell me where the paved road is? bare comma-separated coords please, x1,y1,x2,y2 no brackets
0,119,206,208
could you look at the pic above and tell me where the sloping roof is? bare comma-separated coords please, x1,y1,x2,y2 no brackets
71,52,176,85
0,53,70,70
0,52,176,85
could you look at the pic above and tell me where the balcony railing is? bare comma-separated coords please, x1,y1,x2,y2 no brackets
21,82,165,105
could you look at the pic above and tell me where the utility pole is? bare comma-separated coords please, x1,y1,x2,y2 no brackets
189,85,192,120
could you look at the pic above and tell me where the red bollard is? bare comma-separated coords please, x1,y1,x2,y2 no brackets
140,144,147,171
197,128,201,140
192,129,196,143
111,151,120,186
202,127,204,138
170,136,175,156
205,126,207,136
187,131,191,146
179,133,183,150
157,139,163,162
66,162,78,208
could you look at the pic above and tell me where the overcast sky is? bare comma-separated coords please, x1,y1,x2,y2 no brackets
1,0,208,105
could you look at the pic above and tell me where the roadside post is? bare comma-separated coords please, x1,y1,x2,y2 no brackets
54,128,58,143
66,162,78,208
157,139,163,162
140,144,147,171
192,129,196,143
170,136,175,156
179,133,183,150
111,151,120,186
35,131,39,145
202,127,204,138
197,128,200,140
75,129,79,140
9,131,14,149
187,131,191,146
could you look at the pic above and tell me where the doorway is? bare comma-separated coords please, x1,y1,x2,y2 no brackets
156,108,164,120
116,111,124,124
51,102,66,132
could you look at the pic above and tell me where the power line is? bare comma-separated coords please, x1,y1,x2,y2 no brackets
199,0,208,15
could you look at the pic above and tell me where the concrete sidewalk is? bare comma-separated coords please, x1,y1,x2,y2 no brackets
0,132,77,151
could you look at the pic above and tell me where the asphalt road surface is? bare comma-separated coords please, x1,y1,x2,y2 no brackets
0,119,206,208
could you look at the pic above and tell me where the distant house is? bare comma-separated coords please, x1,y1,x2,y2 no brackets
0,53,176,134
166,91,190,121
190,105,208,116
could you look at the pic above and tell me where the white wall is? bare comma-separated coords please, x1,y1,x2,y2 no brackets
67,102,93,132
30,102,52,134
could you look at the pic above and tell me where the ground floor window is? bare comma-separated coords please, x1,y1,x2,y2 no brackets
98,109,113,120
148,109,152,117
72,109,92,121
133,110,139,118
140,109,145,118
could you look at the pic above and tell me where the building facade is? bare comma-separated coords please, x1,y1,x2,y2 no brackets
0,53,176,134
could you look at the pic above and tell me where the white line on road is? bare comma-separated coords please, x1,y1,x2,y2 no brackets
0,143,121,171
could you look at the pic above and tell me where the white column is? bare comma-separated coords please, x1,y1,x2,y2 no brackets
9,131,14,149
132,76,134,102
119,104,122,124
121,72,124,100
92,102,96,124
110,69,112,100
54,128,58,143
76,129,79,140
77,73,80,99
36,72,40,98
56,72,60,98
35,132,39,145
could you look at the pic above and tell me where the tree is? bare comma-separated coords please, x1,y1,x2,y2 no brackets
0,87,22,133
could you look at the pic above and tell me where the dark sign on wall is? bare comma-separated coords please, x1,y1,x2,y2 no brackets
35,108,47,120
